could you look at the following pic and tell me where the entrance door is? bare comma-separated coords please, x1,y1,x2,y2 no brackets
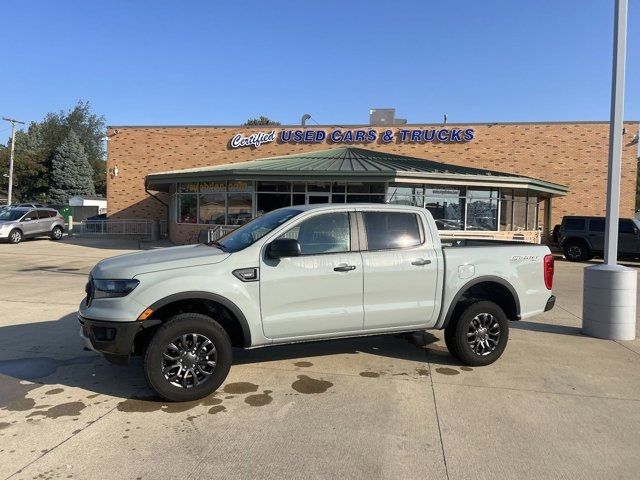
306,193,331,205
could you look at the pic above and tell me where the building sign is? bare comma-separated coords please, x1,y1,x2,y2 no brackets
229,128,475,149
230,130,276,149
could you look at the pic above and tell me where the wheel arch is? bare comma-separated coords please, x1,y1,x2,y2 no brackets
561,235,592,251
8,227,23,241
145,291,252,348
441,276,520,329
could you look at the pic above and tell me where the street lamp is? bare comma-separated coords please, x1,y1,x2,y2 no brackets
582,0,637,340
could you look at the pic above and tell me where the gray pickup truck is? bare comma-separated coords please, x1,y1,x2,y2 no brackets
79,204,556,401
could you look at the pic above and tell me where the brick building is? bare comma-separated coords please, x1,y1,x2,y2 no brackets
106,121,639,244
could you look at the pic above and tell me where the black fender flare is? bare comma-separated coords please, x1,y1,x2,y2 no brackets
441,275,521,329
148,291,251,347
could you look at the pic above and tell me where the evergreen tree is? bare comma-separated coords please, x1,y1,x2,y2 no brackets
48,130,95,204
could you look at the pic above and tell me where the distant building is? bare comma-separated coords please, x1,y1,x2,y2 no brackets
69,195,107,214
104,110,639,245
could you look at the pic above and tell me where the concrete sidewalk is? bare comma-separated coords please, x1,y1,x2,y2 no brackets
0,239,638,480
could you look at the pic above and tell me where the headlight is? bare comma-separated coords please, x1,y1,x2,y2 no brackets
93,279,140,299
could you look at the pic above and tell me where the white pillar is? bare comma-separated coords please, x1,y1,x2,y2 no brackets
582,0,637,341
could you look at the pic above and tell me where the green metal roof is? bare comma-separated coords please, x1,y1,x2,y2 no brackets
146,147,568,195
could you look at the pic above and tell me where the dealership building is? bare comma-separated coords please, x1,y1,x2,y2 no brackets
106,113,638,244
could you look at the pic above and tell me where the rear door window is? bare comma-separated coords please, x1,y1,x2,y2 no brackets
37,210,52,219
363,212,422,250
588,219,605,232
563,218,586,231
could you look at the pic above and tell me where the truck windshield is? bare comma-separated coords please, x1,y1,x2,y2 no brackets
213,208,303,253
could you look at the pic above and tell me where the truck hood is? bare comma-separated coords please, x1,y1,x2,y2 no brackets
91,244,230,279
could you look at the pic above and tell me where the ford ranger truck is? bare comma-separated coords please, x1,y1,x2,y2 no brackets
79,204,555,402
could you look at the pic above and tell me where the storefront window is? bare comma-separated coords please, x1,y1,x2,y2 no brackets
466,188,498,231
178,194,198,224
387,184,424,207
425,186,465,230
199,193,226,224
499,191,513,231
227,192,252,225
257,193,291,215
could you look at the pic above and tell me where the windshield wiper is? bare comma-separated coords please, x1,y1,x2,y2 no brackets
209,240,228,252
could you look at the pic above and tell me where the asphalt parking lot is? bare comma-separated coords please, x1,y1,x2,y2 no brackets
0,238,639,480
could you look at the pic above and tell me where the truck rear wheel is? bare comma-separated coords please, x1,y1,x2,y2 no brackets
144,313,232,402
444,300,509,366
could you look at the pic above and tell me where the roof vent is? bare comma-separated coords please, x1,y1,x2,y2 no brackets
369,108,407,126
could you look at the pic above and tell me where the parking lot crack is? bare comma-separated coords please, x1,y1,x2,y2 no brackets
3,404,119,480
426,351,450,479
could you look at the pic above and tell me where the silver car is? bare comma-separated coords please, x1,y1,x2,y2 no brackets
0,207,65,244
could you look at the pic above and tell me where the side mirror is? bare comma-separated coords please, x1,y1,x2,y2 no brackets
23,217,32,222
267,238,301,259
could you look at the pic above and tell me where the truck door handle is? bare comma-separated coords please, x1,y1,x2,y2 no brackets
334,264,356,272
411,258,431,266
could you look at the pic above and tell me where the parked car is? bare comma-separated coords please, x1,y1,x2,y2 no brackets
6,202,45,209
0,207,65,244
79,204,555,401
558,215,640,261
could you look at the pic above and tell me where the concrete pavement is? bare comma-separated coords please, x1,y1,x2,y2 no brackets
0,238,639,480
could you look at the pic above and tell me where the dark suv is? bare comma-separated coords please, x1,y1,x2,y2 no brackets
558,216,640,262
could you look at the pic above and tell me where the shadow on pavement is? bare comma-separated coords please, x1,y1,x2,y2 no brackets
0,314,459,404
59,236,144,251
510,320,583,337
553,255,640,269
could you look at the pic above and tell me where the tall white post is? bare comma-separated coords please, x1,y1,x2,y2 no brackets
582,0,637,340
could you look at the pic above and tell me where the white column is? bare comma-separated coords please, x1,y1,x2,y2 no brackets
582,0,637,341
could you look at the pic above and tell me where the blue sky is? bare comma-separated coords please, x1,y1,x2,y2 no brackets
0,0,638,132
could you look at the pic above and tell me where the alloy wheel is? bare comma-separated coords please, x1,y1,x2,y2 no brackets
567,245,582,259
161,333,217,388
467,313,501,356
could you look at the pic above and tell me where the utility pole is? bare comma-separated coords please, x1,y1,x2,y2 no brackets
2,117,25,206
582,0,636,340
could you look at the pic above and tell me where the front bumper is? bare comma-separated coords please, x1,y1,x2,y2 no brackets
544,295,556,312
78,315,143,365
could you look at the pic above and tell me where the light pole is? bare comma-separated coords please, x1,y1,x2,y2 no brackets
2,117,25,205
582,0,637,340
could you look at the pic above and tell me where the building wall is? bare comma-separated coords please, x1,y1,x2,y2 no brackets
106,122,639,238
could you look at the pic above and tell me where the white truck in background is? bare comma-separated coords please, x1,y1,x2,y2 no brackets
79,204,555,401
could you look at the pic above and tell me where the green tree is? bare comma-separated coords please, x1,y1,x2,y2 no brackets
48,131,95,204
0,101,106,202
243,116,281,126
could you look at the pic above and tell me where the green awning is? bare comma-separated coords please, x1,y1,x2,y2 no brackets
146,147,568,196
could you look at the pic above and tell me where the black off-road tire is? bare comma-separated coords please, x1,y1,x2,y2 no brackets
8,229,22,244
144,313,233,402
562,240,591,262
50,226,64,240
444,300,509,367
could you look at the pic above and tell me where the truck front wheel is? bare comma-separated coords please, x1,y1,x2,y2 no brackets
144,313,233,402
444,301,509,366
